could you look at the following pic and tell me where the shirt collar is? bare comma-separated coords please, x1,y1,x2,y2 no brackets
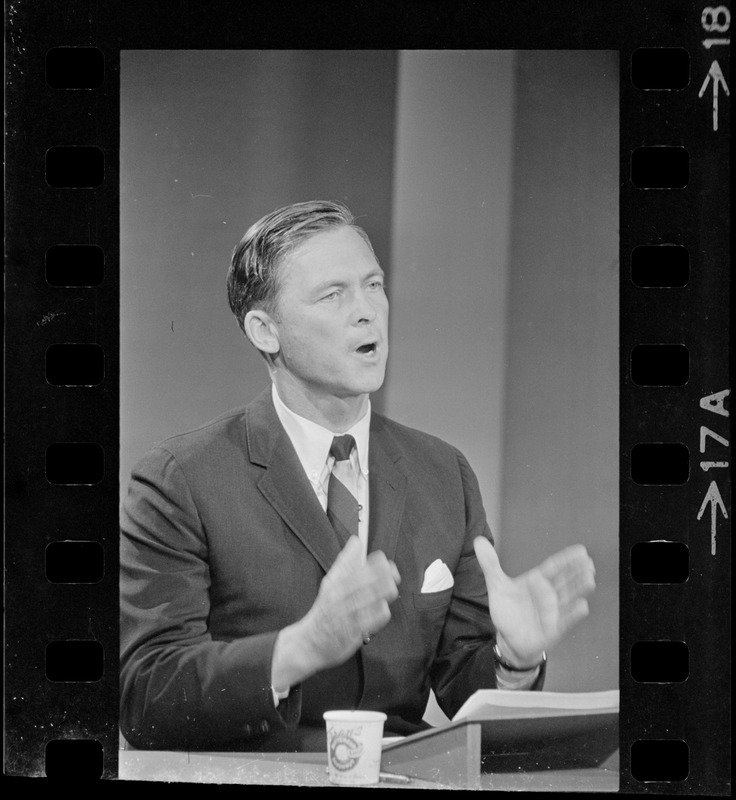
271,383,371,481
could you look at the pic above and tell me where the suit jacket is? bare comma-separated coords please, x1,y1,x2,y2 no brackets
120,388,543,751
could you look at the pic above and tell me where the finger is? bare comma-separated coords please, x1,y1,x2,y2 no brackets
365,551,401,587
357,598,393,635
538,545,594,579
357,564,400,605
526,568,560,631
366,552,401,586
348,581,399,612
473,537,505,588
556,597,590,638
546,561,597,608
326,535,365,581
537,546,596,593
365,549,391,573
328,556,399,613
564,564,596,599
335,585,393,643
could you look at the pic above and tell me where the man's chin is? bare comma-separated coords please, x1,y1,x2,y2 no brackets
363,368,387,394
342,374,386,398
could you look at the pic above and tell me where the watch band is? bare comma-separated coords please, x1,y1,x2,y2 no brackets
493,642,547,672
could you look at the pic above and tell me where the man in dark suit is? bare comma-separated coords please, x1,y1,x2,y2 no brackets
120,200,596,752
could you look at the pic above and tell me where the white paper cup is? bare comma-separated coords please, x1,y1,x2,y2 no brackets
323,710,387,785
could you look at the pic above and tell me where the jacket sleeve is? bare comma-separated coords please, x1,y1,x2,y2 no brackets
429,450,544,719
120,446,301,750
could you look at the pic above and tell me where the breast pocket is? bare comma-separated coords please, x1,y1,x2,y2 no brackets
406,588,455,674
412,587,454,610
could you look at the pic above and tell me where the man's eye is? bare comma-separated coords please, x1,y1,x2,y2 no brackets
368,281,385,291
321,291,339,301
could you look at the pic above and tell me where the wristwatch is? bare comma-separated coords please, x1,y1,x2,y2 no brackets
493,641,547,672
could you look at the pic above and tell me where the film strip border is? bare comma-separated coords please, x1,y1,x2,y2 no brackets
5,23,121,781
4,1,731,791
620,7,731,794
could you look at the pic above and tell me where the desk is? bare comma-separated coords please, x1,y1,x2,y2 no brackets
118,749,619,791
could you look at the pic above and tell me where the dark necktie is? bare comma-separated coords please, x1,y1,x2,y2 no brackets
327,434,360,545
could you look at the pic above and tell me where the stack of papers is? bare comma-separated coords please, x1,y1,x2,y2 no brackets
453,688,619,722
452,689,619,760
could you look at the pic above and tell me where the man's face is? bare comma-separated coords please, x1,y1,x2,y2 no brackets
270,225,389,404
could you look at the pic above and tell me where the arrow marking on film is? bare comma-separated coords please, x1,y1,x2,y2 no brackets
697,480,728,556
698,60,730,132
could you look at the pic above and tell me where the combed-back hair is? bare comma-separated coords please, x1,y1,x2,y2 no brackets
227,200,374,333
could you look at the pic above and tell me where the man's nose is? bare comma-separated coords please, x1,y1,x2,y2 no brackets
352,289,378,323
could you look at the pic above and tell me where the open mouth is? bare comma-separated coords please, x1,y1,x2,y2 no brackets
356,342,377,355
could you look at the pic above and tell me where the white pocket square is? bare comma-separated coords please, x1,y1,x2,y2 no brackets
421,559,454,593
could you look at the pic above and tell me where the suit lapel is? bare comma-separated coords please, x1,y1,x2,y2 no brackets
367,416,407,562
246,390,343,575
245,391,409,570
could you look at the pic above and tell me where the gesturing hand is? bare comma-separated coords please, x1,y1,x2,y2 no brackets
473,536,596,668
303,536,401,668
271,537,401,690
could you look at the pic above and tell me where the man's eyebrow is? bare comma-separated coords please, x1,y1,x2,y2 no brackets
361,268,386,284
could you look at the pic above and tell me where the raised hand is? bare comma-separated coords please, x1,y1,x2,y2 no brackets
271,536,401,690
473,536,596,668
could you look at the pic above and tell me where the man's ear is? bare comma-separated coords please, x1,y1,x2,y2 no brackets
244,309,280,355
